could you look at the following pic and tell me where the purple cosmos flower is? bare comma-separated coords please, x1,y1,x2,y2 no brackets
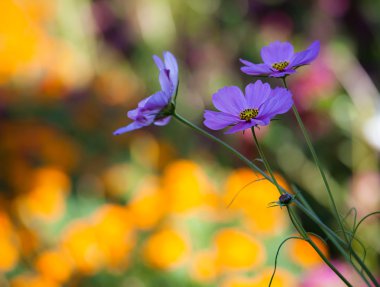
203,80,293,134
240,41,320,78
114,51,178,135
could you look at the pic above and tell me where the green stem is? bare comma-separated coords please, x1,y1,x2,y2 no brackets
287,208,353,286
282,77,349,245
173,112,377,286
173,113,270,180
251,127,283,194
296,200,376,287
251,127,352,285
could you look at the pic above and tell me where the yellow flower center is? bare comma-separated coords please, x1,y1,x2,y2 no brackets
239,109,259,121
272,61,289,71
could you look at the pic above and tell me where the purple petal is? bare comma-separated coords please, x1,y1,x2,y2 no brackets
164,52,179,93
268,69,296,78
159,70,173,96
127,107,140,120
245,80,272,108
203,110,239,130
153,55,164,70
144,91,170,110
212,86,247,115
240,63,272,76
154,116,172,126
257,88,293,121
224,121,257,134
290,41,320,67
113,121,145,135
261,41,294,65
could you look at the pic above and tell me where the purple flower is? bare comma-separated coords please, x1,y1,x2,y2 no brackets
114,51,178,135
240,41,320,78
203,80,293,134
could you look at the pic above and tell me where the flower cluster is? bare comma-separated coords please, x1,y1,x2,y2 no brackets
114,41,319,135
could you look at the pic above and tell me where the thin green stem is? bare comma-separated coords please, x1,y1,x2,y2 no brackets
251,127,283,194
287,208,353,286
296,200,376,287
173,112,377,286
251,127,352,285
173,113,270,180
282,77,349,245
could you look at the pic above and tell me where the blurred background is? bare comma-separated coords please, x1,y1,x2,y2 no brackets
0,0,379,286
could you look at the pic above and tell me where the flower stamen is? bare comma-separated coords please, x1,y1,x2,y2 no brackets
272,61,289,71
239,108,259,121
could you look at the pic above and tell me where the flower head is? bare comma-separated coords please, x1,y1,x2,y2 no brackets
203,80,293,134
240,41,320,78
114,51,178,135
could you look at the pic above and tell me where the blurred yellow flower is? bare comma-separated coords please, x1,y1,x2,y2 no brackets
221,268,297,287
35,249,73,283
61,220,104,274
92,205,136,270
162,160,216,213
15,167,70,223
224,168,289,235
10,274,59,287
214,228,265,272
143,228,189,270
0,0,43,81
0,211,19,272
16,227,40,257
288,233,329,268
190,250,218,283
0,235,19,272
129,184,167,230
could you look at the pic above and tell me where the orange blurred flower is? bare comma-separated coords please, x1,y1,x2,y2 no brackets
214,228,265,272
190,250,218,283
129,183,167,230
0,211,19,272
143,228,190,270
35,249,73,283
15,167,70,223
221,268,297,287
0,0,43,81
10,274,59,287
224,168,289,235
161,160,216,213
288,233,329,268
61,220,104,274
92,205,135,270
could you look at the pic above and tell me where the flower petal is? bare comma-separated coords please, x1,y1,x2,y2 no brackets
159,70,173,96
153,55,164,70
240,62,272,76
144,91,170,110
203,110,239,130
164,51,179,90
245,80,272,108
290,41,320,67
258,88,293,121
261,41,294,65
212,86,246,115
268,70,296,78
154,116,172,126
113,121,145,135
224,121,256,134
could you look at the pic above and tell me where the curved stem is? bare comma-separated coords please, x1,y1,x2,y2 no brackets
251,127,352,285
296,200,377,287
173,112,377,286
282,78,349,245
287,208,353,287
